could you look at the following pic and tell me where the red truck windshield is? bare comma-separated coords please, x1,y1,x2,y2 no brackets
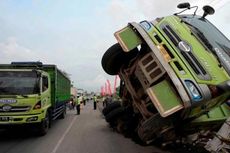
0,71,40,95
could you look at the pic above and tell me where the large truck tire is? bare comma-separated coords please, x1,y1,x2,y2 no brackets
105,107,125,123
101,43,138,75
102,101,121,116
114,107,140,141
37,111,50,136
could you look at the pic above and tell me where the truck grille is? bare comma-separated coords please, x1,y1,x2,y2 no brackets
0,106,31,113
135,52,166,89
162,25,209,80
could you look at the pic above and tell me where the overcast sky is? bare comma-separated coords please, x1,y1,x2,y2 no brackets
0,0,229,92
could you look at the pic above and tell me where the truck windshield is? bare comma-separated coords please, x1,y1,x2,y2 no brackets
0,71,40,95
180,15,230,57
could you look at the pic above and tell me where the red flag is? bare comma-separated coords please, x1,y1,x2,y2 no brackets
113,75,119,94
105,83,107,95
107,79,112,95
101,86,104,96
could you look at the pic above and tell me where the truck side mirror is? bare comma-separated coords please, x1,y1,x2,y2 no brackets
202,5,215,18
177,2,190,9
175,3,198,16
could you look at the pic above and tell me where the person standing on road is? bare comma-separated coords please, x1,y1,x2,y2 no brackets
83,96,86,105
93,95,97,110
76,96,81,115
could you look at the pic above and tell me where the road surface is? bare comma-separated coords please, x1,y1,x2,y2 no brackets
0,101,167,153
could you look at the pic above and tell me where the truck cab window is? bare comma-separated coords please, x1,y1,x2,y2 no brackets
42,76,48,92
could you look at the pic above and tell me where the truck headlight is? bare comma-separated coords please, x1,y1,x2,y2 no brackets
185,80,202,101
26,116,38,122
33,101,41,110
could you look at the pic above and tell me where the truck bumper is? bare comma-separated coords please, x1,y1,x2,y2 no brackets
0,111,46,126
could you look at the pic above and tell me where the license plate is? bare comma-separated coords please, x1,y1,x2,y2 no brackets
0,99,17,104
0,117,10,121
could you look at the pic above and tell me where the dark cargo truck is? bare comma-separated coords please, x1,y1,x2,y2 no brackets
102,3,230,151
0,62,71,135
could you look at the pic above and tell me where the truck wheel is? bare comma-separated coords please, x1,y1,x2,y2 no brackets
102,101,121,116
116,118,126,133
37,112,50,136
105,107,125,122
101,43,138,75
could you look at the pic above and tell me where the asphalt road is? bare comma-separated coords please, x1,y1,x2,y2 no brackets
0,101,167,153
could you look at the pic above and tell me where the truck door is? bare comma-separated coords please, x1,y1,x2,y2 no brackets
41,75,51,108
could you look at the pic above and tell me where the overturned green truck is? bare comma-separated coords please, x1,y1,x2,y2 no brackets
102,3,230,152
0,62,71,135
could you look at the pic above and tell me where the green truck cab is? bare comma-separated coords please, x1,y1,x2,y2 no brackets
102,3,230,150
0,62,71,135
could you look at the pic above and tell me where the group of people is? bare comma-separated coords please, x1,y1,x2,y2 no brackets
68,95,98,115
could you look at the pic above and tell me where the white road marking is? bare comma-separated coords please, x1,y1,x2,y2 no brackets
51,116,76,153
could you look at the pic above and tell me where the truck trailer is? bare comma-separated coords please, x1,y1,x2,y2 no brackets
101,3,230,152
0,62,71,135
